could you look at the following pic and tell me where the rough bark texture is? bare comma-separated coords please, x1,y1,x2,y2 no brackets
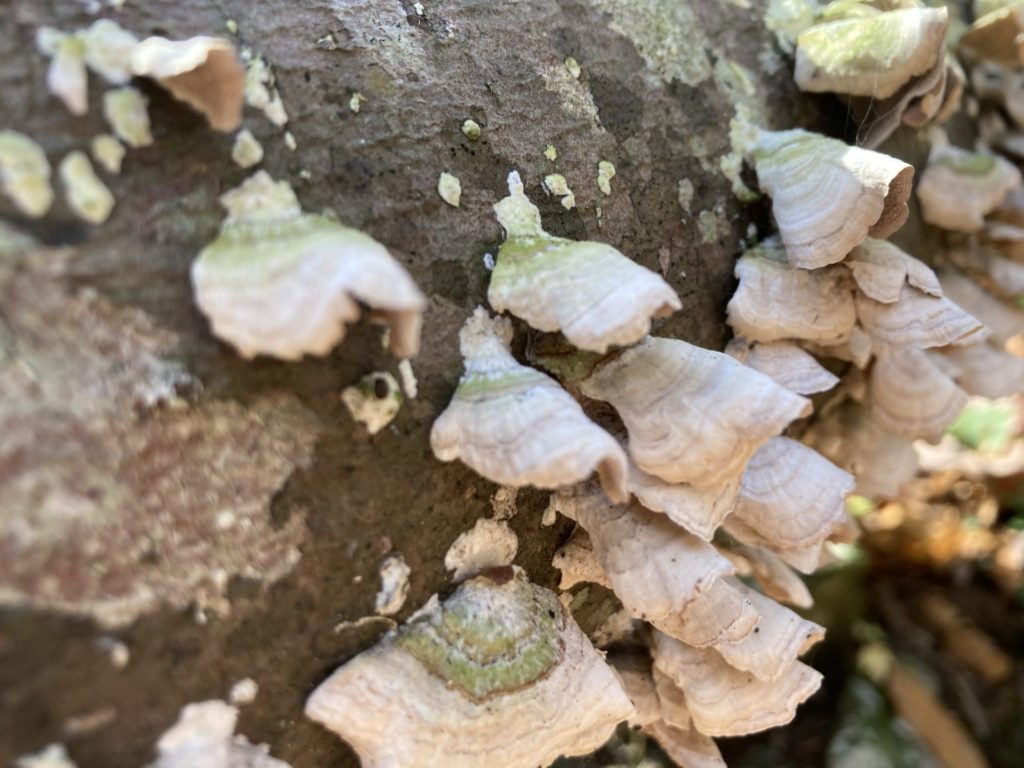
0,1,809,765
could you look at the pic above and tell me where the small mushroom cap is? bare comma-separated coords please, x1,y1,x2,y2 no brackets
734,545,814,609
940,271,1024,344
714,580,825,682
732,436,855,550
795,7,949,99
959,2,1024,67
847,238,942,303
551,487,758,647
628,461,740,541
192,171,426,361
727,240,856,344
130,36,245,132
751,129,913,268
644,720,726,768
581,336,811,490
305,568,635,768
652,631,823,737
805,399,918,499
856,284,987,348
917,145,1022,232
0,130,54,218
940,342,1024,398
869,345,968,441
726,338,840,395
430,309,628,502
489,171,681,353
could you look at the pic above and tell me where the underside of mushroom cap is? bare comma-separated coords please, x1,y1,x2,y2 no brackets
751,129,913,268
430,309,628,502
305,568,635,768
795,6,949,99
581,336,811,490
192,172,426,360
130,36,245,131
488,171,681,353
728,240,857,344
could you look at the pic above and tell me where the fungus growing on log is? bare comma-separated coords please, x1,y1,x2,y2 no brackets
917,143,1021,232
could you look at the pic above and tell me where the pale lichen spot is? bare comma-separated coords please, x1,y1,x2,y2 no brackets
225,19,239,34
375,554,411,616
244,56,289,126
544,144,558,162
317,34,338,51
437,171,462,207
0,131,54,218
284,131,297,151
697,205,729,245
231,129,264,169
59,151,115,225
444,518,518,581
103,86,153,148
414,2,425,15
543,173,576,209
91,134,125,175
229,677,259,705
597,160,616,195
461,118,481,141
678,178,695,214
564,56,582,78
341,372,403,434
349,91,365,113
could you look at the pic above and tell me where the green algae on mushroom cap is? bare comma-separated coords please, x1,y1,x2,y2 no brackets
488,171,681,353
429,308,629,503
795,7,949,99
750,129,913,268
305,567,634,768
191,171,426,361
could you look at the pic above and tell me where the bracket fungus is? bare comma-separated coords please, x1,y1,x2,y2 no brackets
725,338,840,395
429,308,628,501
869,345,969,441
959,1,1024,67
130,36,245,131
940,271,1024,345
917,143,1022,232
488,171,681,353
191,171,426,360
847,238,942,304
549,487,758,648
627,461,740,541
580,336,811,490
653,631,823,738
0,131,53,218
942,342,1024,398
727,238,857,344
305,567,635,768
750,129,913,268
732,544,814,609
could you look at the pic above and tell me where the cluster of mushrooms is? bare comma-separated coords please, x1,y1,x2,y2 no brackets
6,1,1024,767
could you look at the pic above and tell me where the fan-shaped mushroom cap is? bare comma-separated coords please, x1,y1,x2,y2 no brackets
652,632,822,737
795,7,949,99
714,580,824,682
130,36,245,131
644,720,726,768
940,272,1024,344
552,529,610,590
856,284,987,348
628,461,740,541
580,336,811,490
917,144,1021,232
727,240,857,344
722,515,829,574
803,324,875,368
941,342,1024,398
869,346,968,440
653,667,693,731
847,238,942,303
0,131,53,218
806,399,918,499
431,309,628,502
488,172,681,353
550,487,759,647
191,171,426,361
750,129,913,268
726,338,840,395
732,437,854,551
734,545,814,609
305,568,635,768
959,2,1024,67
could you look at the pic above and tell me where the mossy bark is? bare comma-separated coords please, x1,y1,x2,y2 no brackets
0,1,808,765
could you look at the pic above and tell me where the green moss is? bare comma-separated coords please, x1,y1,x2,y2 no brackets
395,573,565,701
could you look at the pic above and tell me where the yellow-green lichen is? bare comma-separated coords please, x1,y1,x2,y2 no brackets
697,206,729,244
544,144,558,161
231,130,264,169
564,56,582,78
765,0,822,52
438,172,462,207
103,87,153,148
543,174,575,209
461,119,482,141
349,92,365,113
91,134,125,175
714,59,766,202
59,150,115,225
0,131,53,218
597,161,616,196
394,570,565,702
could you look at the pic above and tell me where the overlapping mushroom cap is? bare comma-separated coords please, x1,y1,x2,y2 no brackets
130,36,245,131
580,336,811,490
917,143,1022,232
305,567,635,768
430,308,628,502
750,129,913,268
959,1,1024,67
191,171,426,360
725,338,840,395
488,171,681,353
869,345,969,441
